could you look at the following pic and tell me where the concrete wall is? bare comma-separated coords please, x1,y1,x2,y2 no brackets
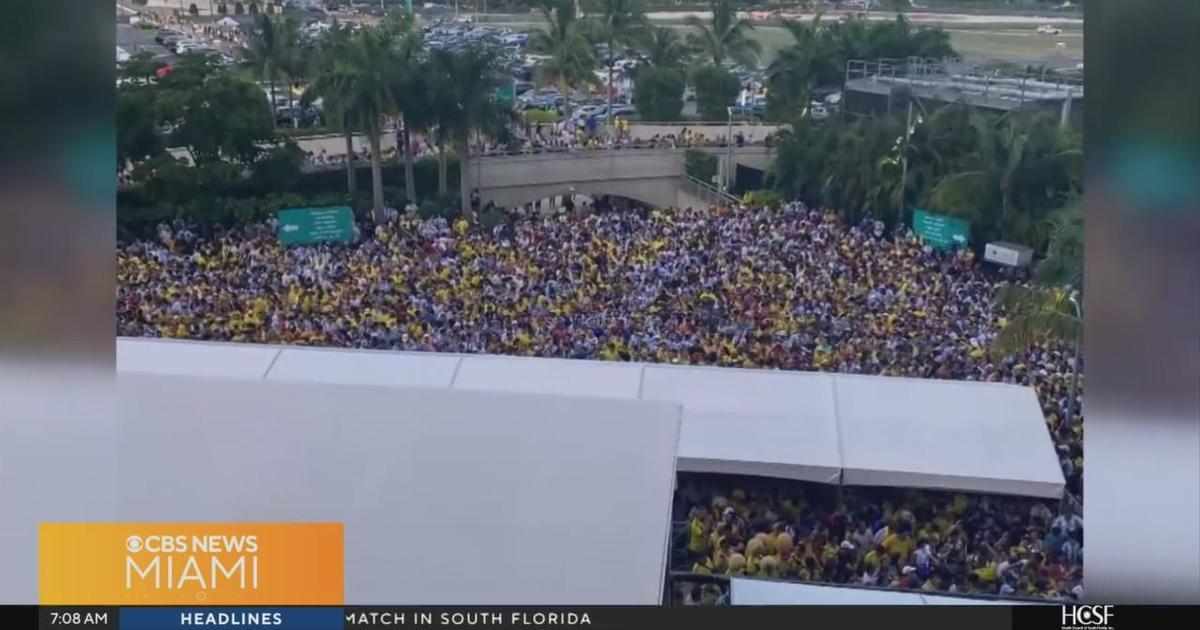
468,146,773,209
469,150,687,209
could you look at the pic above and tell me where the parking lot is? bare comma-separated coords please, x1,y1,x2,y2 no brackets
116,22,176,62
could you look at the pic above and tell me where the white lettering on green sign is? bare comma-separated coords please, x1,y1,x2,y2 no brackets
277,206,355,246
913,208,970,250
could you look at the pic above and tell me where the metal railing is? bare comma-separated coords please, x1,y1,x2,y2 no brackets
680,174,739,206
845,57,1083,104
295,143,772,174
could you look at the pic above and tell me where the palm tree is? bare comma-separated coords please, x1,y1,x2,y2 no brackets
992,200,1084,420
930,112,1081,243
340,26,400,222
685,0,761,67
242,13,287,127
585,0,648,126
875,102,972,224
992,285,1082,358
389,26,428,205
766,14,839,120
637,25,689,71
819,115,903,224
428,46,513,214
530,0,595,119
1032,201,1083,288
303,23,358,198
996,205,1084,345
425,49,457,198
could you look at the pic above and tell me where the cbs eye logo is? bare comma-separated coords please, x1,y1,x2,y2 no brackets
125,536,143,553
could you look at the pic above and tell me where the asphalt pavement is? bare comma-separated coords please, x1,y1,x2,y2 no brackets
116,23,175,61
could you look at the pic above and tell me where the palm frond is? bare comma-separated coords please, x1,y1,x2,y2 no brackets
992,284,1082,357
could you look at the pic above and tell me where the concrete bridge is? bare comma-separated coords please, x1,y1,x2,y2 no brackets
465,145,773,210
165,125,777,208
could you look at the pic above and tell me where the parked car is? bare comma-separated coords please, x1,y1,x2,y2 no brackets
1036,24,1063,35
173,40,205,55
519,87,562,109
733,95,767,117
276,105,322,128
154,29,180,44
585,104,635,128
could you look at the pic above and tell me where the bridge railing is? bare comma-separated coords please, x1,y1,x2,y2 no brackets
295,142,772,174
680,174,739,207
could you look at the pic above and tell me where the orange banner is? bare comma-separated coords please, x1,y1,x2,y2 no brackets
39,523,343,605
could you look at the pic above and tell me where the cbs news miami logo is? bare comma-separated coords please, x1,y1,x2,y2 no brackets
39,523,343,605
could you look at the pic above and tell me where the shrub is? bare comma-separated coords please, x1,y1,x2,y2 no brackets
633,67,685,122
743,189,782,210
692,65,741,122
684,148,718,185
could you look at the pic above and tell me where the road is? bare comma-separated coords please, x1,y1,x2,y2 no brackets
116,23,175,61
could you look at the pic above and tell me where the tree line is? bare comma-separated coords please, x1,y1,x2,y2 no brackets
537,1,957,122
119,2,1072,251
119,12,511,229
770,102,1082,250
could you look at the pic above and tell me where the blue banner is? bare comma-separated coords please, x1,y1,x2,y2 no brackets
119,607,343,630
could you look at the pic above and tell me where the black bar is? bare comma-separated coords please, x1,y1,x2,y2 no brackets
1,604,1190,630
345,605,1009,630
0,606,38,628
36,606,118,630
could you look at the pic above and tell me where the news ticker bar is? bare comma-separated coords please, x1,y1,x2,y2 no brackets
1,604,1189,630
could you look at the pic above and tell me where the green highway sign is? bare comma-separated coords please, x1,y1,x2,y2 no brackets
912,208,970,250
495,82,516,107
277,206,355,246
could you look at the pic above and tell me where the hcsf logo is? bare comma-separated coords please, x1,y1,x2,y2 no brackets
1062,605,1115,629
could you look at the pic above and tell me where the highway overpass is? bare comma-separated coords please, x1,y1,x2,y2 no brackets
463,146,772,210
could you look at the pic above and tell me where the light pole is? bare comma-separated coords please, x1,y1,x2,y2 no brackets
725,106,735,194
900,95,912,217
1065,292,1083,425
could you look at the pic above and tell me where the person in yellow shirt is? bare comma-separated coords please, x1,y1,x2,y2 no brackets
883,528,916,562
974,558,998,584
863,544,884,573
688,512,710,558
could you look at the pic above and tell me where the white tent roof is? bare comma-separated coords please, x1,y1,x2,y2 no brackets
835,374,1066,498
115,373,681,605
729,579,1035,605
641,365,841,484
216,16,241,28
117,339,1065,498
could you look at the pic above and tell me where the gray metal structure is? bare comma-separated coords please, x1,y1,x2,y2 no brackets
844,57,1084,128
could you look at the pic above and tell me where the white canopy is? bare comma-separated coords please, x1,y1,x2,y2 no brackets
835,374,1067,498
640,365,841,484
115,373,681,605
729,579,1035,605
216,16,241,29
117,339,1065,498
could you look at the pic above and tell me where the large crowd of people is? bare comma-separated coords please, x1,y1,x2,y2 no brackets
117,199,1084,601
671,474,1083,603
